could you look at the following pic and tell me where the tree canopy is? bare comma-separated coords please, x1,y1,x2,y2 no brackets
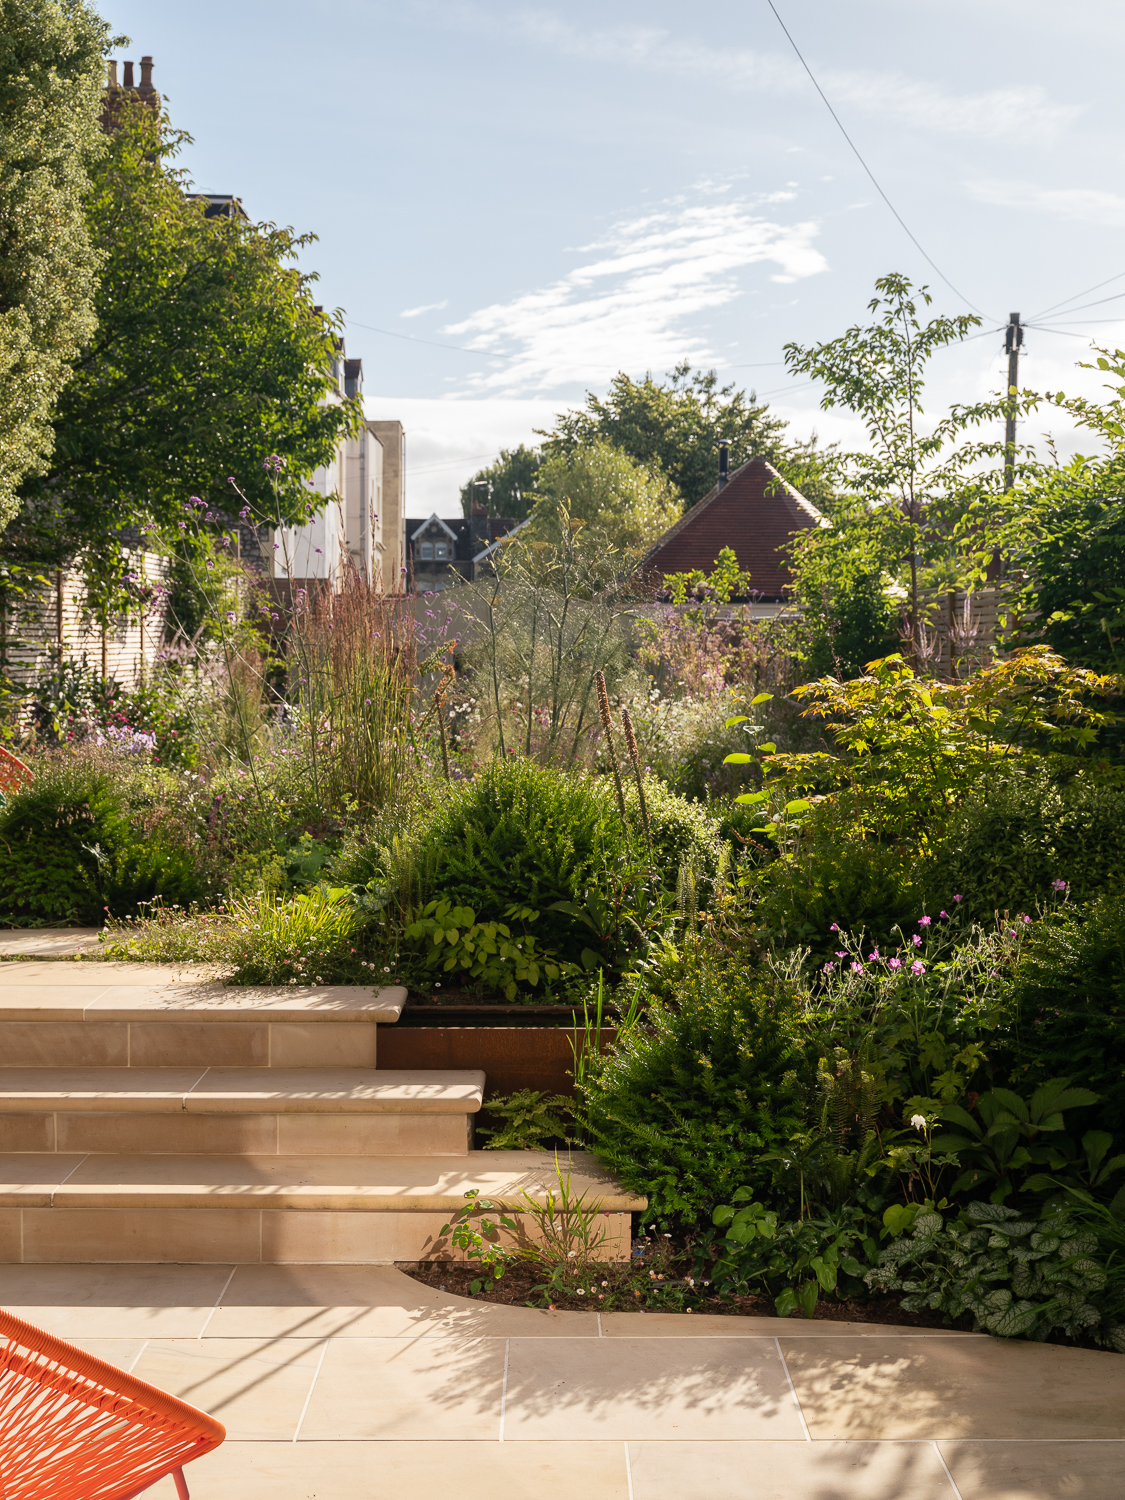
0,0,111,529
541,362,839,511
7,99,361,589
459,443,541,520
525,440,680,560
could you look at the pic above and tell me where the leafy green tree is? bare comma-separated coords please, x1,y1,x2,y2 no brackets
784,274,1007,659
526,440,680,559
0,0,111,529
7,100,360,600
542,362,838,511
460,443,541,520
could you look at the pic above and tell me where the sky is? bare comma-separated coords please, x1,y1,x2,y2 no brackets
106,0,1125,514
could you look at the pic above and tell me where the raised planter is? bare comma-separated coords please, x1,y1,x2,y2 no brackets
377,1022,618,1098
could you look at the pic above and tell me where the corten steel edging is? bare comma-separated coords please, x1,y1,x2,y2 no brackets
376,1026,618,1099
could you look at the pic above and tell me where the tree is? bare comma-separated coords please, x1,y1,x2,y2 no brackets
542,362,838,511
7,99,360,597
525,440,680,560
0,0,111,529
460,444,541,520
784,274,1002,660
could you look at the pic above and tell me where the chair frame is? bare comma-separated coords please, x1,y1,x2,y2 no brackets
0,1306,225,1499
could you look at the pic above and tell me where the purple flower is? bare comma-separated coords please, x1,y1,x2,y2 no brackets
829,923,839,932
834,950,846,958
1051,879,1067,892
851,962,864,974
867,950,880,962
953,894,963,903
177,521,187,530
911,960,926,976
822,961,836,972
939,910,948,919
918,915,932,927
888,957,902,970
912,934,922,947
239,505,251,519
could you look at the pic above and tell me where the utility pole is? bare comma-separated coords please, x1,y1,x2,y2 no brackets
1003,312,1023,491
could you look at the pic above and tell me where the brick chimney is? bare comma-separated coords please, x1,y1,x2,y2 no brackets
122,60,134,88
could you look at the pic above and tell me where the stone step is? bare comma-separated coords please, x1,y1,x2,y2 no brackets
0,977,407,1069
0,1151,645,1264
0,1068,484,1157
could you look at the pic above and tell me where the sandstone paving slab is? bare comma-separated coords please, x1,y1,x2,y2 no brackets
184,1068,483,1113
939,1439,1125,1499
602,1311,979,1338
0,1067,208,1111
140,1441,631,1500
782,1336,1125,1440
0,1262,233,1339
0,931,102,957
0,987,109,1019
299,1335,506,1440
206,1263,599,1339
131,1337,325,1441
0,1153,90,1206
501,1336,805,1441
0,963,220,987
628,1439,957,1499
85,983,406,1021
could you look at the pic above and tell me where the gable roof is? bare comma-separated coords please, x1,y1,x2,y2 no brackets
410,512,459,543
636,455,826,600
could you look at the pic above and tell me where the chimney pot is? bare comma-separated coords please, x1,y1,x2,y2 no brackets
139,56,154,89
122,60,134,89
107,60,118,88
718,439,730,490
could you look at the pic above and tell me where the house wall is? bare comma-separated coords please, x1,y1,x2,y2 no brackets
368,419,405,587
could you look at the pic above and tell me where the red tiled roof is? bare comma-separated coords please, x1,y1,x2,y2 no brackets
636,456,825,599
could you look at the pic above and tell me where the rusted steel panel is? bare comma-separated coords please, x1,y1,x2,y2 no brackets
377,1026,617,1098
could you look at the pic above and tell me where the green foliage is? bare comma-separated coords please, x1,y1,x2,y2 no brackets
0,751,205,923
580,957,809,1221
660,545,755,607
477,1090,575,1150
747,803,921,958
459,444,541,521
933,1078,1101,1203
438,1189,520,1295
402,897,578,1000
543,361,838,511
0,0,108,529
1006,892,1125,1137
866,1202,1107,1340
705,1191,878,1316
9,99,360,585
526,440,680,559
924,767,1125,922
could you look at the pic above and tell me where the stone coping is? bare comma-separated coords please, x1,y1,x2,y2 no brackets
0,1068,485,1114
0,1149,646,1213
0,976,408,1022
0,930,103,957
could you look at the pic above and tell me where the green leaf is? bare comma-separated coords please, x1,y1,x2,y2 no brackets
774,1287,798,1318
784,799,811,815
751,692,774,705
722,753,756,764
734,790,770,805
760,742,777,754
725,716,750,727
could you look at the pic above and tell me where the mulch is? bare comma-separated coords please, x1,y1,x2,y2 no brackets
399,1259,960,1328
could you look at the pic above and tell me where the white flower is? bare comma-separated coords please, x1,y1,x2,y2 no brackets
910,1114,927,1132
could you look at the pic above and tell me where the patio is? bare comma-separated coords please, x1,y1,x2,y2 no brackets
0,1260,1121,1499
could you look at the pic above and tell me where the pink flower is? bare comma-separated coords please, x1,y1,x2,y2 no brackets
939,910,948,919
888,957,902,970
1051,879,1067,892
918,916,932,927
851,962,864,974
953,894,963,903
912,934,922,947
835,951,847,958
867,950,880,961
911,960,926,976
830,923,839,932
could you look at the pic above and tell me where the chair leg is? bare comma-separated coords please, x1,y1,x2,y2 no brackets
173,1468,190,1500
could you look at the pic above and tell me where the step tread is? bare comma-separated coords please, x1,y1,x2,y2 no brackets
0,1150,645,1212
0,1068,485,1114
0,981,407,1023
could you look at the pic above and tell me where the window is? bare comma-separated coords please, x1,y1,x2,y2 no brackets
434,541,450,561
419,542,433,560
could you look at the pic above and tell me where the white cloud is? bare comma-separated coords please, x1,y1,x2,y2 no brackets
446,8,1081,146
400,299,450,318
441,196,828,393
966,178,1125,227
363,395,568,516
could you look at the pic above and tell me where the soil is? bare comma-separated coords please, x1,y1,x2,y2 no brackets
400,1259,964,1329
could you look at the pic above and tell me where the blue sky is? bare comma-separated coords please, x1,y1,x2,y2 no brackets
106,0,1125,512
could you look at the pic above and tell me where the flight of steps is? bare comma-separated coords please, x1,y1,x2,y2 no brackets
0,962,643,1264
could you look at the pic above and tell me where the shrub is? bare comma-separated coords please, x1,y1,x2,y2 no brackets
0,751,205,924
1004,892,1125,1137
580,956,809,1222
748,803,920,958
924,767,1125,923
375,756,723,959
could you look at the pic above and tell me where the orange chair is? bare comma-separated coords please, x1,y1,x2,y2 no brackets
0,747,31,798
0,1307,225,1499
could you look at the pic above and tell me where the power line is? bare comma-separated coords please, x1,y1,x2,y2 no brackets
345,318,517,360
764,0,991,320
1029,269,1125,322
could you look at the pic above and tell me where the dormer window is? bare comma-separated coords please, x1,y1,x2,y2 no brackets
420,542,433,560
434,541,450,561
